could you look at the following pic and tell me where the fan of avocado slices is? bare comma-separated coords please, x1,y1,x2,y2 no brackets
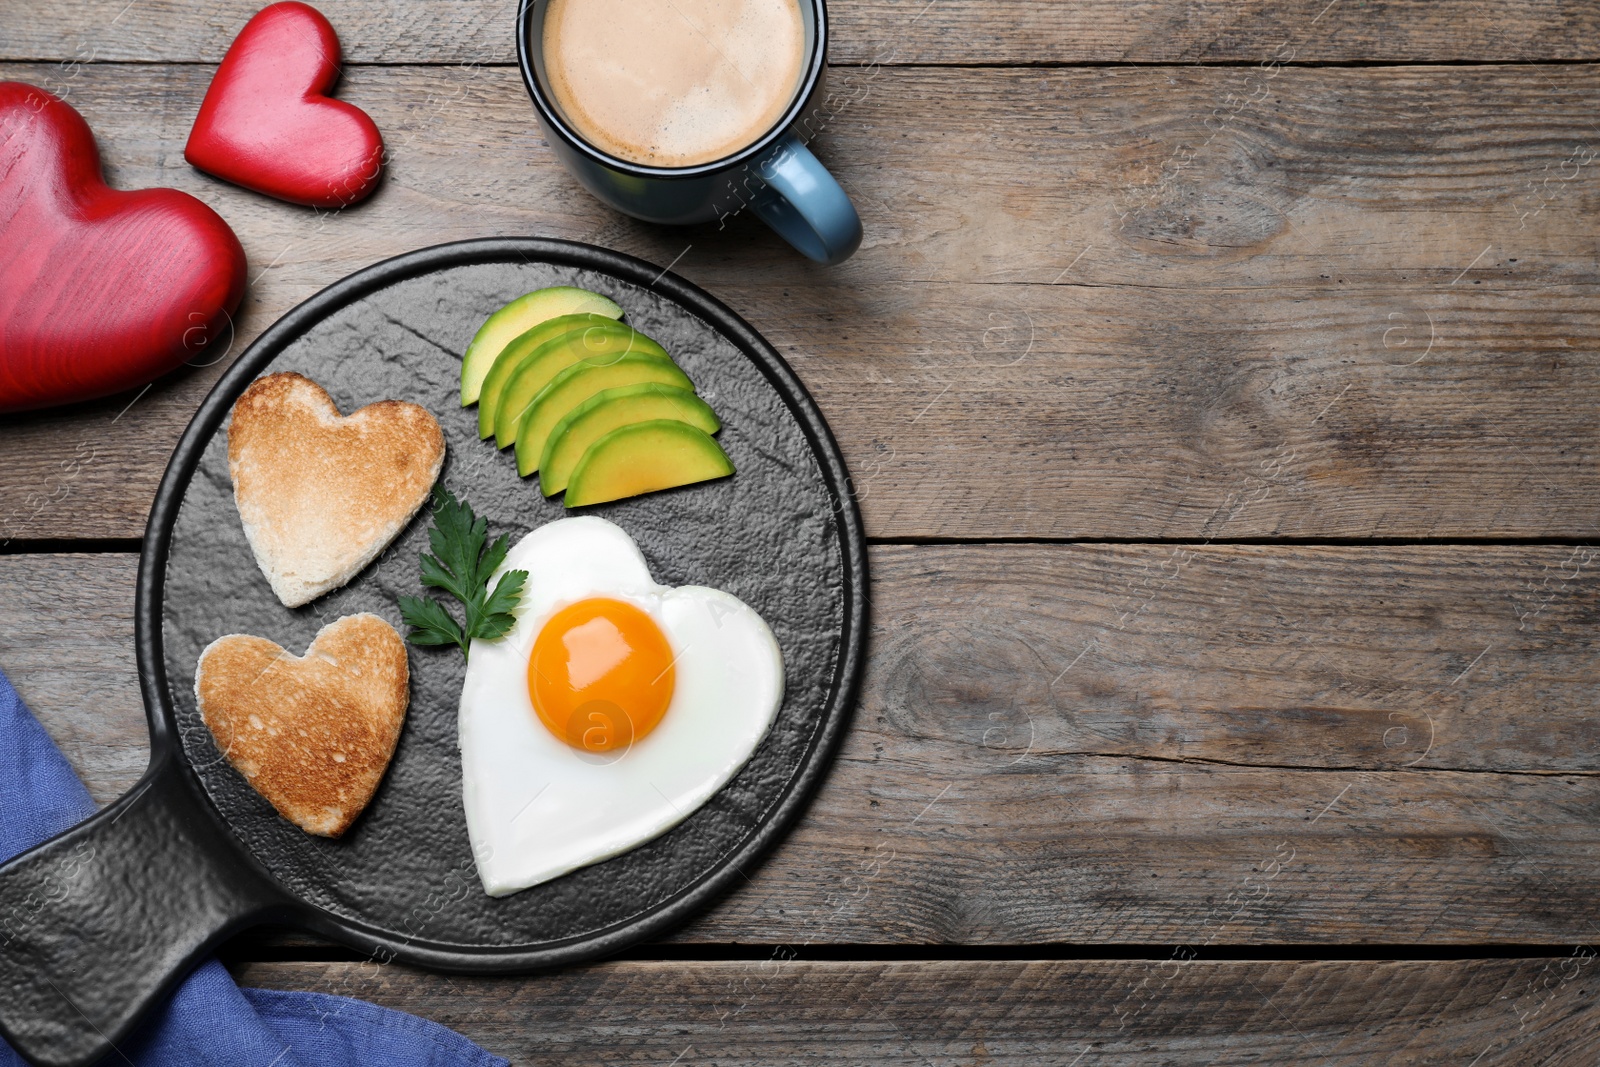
459,287,734,507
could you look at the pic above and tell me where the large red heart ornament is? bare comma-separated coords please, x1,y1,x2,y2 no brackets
185,2,384,209
0,82,247,414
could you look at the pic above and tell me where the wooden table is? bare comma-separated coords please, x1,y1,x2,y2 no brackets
4,0,1600,1061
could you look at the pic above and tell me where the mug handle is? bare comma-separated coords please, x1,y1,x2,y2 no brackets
749,133,862,265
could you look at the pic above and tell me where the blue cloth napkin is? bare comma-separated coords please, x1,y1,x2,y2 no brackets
0,667,508,1067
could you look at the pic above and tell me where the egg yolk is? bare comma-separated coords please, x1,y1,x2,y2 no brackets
527,597,675,752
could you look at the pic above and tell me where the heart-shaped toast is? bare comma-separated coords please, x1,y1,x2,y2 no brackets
196,613,409,837
0,82,247,413
229,372,445,607
185,2,384,208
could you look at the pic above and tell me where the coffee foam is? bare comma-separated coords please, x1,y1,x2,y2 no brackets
543,0,805,169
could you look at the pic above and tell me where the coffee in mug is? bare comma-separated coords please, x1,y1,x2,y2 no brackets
541,0,806,169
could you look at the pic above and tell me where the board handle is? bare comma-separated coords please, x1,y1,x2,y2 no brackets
0,759,281,1067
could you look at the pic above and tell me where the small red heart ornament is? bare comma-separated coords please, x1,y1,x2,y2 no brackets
186,2,385,208
0,82,247,414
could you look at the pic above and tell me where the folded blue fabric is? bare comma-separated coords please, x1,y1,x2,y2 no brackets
0,667,508,1067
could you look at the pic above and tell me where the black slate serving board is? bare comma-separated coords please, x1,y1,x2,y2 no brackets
0,239,866,1067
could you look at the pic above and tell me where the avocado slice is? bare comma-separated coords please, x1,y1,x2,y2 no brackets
460,287,623,406
540,384,721,496
514,354,694,477
478,313,624,439
564,420,735,507
494,325,672,448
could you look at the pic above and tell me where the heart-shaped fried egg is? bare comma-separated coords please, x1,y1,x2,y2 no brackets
459,517,783,897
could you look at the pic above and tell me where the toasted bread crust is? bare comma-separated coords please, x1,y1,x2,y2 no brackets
228,372,445,608
196,613,410,837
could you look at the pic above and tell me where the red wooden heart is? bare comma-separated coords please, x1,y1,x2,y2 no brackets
185,2,384,209
0,82,247,415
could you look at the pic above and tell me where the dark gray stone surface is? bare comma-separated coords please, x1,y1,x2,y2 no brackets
161,256,849,949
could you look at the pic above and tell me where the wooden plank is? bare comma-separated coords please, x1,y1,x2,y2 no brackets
2,63,1598,541
4,0,1596,65
0,555,146,806
859,543,1600,775
8,62,1595,293
8,547,1600,943
232,957,1600,1065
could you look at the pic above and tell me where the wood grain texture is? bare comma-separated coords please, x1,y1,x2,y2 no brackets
1,62,1597,540
0,554,146,806
3,0,1597,65
9,548,1600,943
232,957,1600,1065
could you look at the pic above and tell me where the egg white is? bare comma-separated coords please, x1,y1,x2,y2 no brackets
459,516,784,897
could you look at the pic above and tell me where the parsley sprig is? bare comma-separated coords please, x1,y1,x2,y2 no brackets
398,486,527,662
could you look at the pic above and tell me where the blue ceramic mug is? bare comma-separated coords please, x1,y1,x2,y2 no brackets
515,0,862,265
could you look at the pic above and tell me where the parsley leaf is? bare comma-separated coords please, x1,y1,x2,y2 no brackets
400,486,528,662
473,569,526,641
398,595,464,647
